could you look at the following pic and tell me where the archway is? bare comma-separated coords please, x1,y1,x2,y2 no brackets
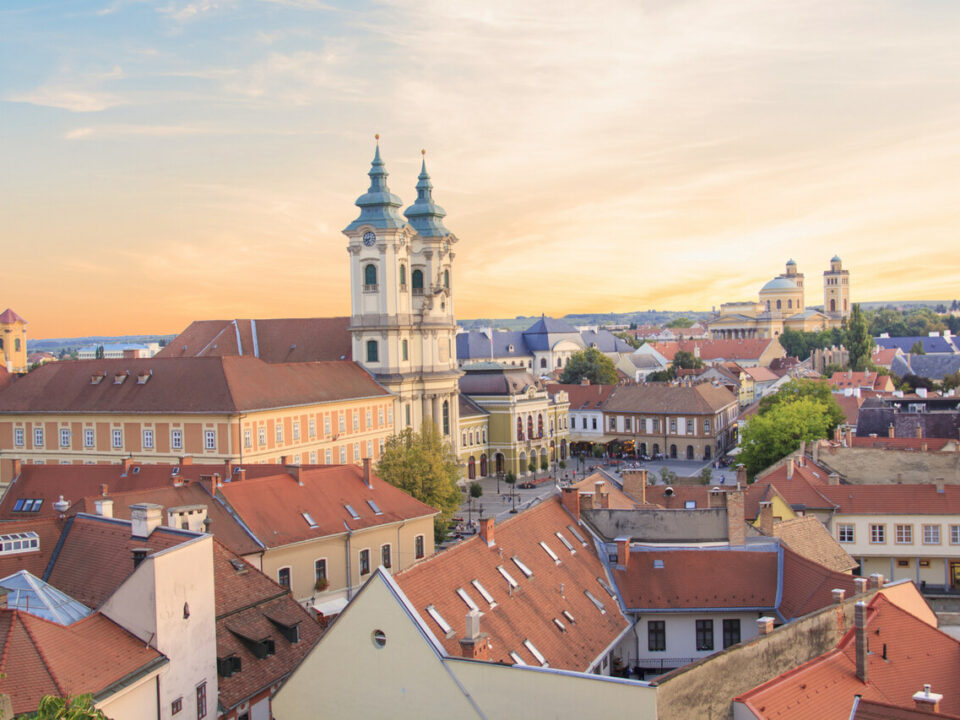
468,456,476,479
670,444,677,459
686,445,694,460
495,453,504,474
653,443,660,456
830,299,836,313
519,451,528,474
639,442,647,456
560,439,567,460
704,445,711,460
480,454,488,477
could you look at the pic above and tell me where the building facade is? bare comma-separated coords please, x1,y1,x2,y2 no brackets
0,309,27,373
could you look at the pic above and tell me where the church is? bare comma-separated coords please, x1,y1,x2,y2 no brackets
707,258,851,340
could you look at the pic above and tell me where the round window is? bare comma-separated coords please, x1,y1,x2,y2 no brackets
372,629,387,648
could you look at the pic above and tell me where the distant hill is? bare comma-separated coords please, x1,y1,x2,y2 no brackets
28,335,176,356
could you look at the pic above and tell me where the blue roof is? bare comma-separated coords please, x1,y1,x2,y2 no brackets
760,277,798,292
457,331,529,359
831,255,842,263
0,570,92,624
403,158,450,237
786,258,796,266
579,329,634,353
344,144,409,233
875,336,956,354
456,320,633,360
891,353,960,381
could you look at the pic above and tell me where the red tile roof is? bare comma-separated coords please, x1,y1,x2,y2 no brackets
157,317,352,363
0,366,12,391
217,464,438,548
0,518,68,578
0,610,164,715
650,339,781,363
769,517,858,573
545,383,616,410
827,372,895,392
571,472,639,509
736,594,960,718
743,366,779,382
849,436,951,451
778,548,858,620
834,393,864,425
854,699,960,720
0,309,26,324
754,460,837,510
818,483,960,515
394,497,629,672
603,382,737,414
871,348,901,367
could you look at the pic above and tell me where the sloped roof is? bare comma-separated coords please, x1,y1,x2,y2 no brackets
216,464,437,548
0,570,91,624
827,371,894,391
0,610,165,715
0,365,12,392
650,338,782,363
891,353,960,381
818,483,960,515
603,383,737,414
0,356,388,413
0,518,68,578
571,472,639,510
833,393,864,426
524,315,580,336
456,330,529,359
849,436,951,451
853,699,960,720
876,335,955,354
459,365,540,396
778,547,859,620
545,383,615,410
579,329,634,353
157,317,352,363
458,393,489,418
871,348,901,367
768,517,858,573
394,497,629,672
754,460,837,511
0,308,26,324
743,366,779,382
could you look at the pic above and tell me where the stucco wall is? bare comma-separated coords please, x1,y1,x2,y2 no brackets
98,673,161,720
817,446,960,485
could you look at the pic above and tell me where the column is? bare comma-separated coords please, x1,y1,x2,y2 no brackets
432,395,441,433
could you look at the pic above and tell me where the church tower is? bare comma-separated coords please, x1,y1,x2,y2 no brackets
344,141,461,449
0,309,28,373
823,255,850,321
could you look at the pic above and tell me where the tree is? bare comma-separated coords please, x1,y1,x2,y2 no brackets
757,378,845,434
540,458,549,471
739,398,835,478
27,695,108,719
659,466,677,484
527,460,537,474
559,347,618,385
846,304,872,371
909,340,926,355
667,316,694,328
699,467,713,486
942,371,960,392
673,350,703,370
376,421,461,538
94,345,105,360
614,332,643,349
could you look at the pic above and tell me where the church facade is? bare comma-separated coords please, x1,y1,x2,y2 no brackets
708,257,851,340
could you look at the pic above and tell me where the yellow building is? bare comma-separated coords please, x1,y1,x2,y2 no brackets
0,309,28,374
457,394,490,479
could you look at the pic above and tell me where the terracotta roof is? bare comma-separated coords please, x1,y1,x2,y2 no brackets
571,472,639,509
0,518,69,578
603,383,737,414
545,383,615,410
0,308,26,324
854,699,960,720
778,547,859,620
613,549,779,610
834,393,864,425
818,483,960,515
871,348,901,367
216,464,438,548
0,356,388,413
849,436,951,451
0,610,165,715
768,517,858,573
827,372,895,392
157,317,352,363
736,594,960,718
650,338,780,363
754,460,837,510
0,366,12,391
394,497,629,672
212,541,324,712
743,366,779,382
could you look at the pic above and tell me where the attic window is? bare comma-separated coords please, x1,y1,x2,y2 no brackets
512,556,533,578
597,577,617,598
113,373,128,385
523,639,548,667
508,344,515,352
555,532,576,554
425,605,453,636
553,618,566,632
562,610,575,623
171,466,180,476
12,498,42,513
137,372,151,384
684,500,696,509
90,373,105,385
0,531,40,555
229,559,248,574
366,500,383,515
497,565,519,589
301,512,318,528
539,541,560,565
584,590,606,614
471,579,496,607
456,587,479,612
344,504,361,520
509,651,526,666
653,559,664,569
567,525,587,546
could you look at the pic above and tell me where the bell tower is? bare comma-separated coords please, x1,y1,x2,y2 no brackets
344,140,461,448
823,255,850,321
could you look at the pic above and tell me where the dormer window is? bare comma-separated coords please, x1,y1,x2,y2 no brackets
137,372,151,384
90,373,105,385
113,372,128,385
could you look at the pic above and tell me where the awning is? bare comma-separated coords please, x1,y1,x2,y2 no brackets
312,595,349,617
567,433,620,444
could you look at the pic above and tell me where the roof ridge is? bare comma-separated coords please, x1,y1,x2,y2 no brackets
18,610,68,698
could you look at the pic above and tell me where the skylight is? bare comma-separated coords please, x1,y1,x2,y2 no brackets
539,541,560,564
471,579,496,607
512,556,533,578
456,587,479,612
344,504,360,520
523,639,548,666
553,618,566,632
567,525,587,546
12,498,42,513
555,532,576,554
562,610,575,623
497,565,519,589
0,531,39,556
584,590,606,614
366,499,383,515
509,651,525,666
653,559,664,569
597,577,617,598
425,605,452,635
301,512,318,528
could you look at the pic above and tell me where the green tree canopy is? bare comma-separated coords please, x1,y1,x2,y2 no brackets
757,378,846,435
739,398,836,478
559,347,618,385
673,350,703,370
909,340,926,355
376,421,461,529
666,316,694,328
846,304,873,371
27,695,108,720
614,332,643,349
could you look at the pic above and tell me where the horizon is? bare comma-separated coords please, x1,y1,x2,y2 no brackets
3,1,960,339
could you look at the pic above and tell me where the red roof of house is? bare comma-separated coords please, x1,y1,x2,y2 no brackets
834,393,864,426
0,356,389,413
849,436,951,451
0,366,12,391
854,699,960,720
827,371,895,392
0,610,165,715
818,483,960,515
743,366,779,382
650,339,781,363
545,383,615,410
0,518,69,578
736,594,960,718
754,459,837,510
157,317,352,363
394,497,629,672
778,548,858,620
217,464,438,548
0,309,26,324
871,348,901,367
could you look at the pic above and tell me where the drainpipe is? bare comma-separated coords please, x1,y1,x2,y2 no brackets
344,521,353,601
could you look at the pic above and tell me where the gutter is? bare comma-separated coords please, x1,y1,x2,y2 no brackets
92,654,169,704
344,521,353,601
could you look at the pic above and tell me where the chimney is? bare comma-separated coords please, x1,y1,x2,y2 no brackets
180,455,193,466
854,577,868,595
869,573,884,589
0,587,7,610
855,601,869,683
736,464,747,487
834,426,842,443
580,377,590,386
280,455,290,465
94,498,114,518
832,588,846,604
756,617,775,635
616,537,630,569
561,487,580,521
200,473,221,495
708,486,725,509
828,473,840,486
913,685,943,713
812,440,820,464
922,442,928,452
727,488,745,546
786,457,794,480
235,468,246,482
130,503,163,538
459,609,490,660
131,547,150,570
935,477,945,494
363,457,373,488
845,428,853,447
100,483,108,497
286,465,302,486
580,493,595,510
888,423,895,438
758,501,774,536
621,469,647,504
224,460,234,480
595,480,609,509
479,517,495,548
122,457,134,474
916,424,923,438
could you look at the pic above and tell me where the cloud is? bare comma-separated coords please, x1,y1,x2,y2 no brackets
8,86,126,113
63,124,219,140
156,0,235,22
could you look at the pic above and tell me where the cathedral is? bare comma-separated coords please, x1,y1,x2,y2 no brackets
708,258,851,340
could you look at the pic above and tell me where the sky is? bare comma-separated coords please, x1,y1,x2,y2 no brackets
2,0,960,339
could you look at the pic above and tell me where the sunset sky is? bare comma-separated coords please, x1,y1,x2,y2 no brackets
2,0,960,339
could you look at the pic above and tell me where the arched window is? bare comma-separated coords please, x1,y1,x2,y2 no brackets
766,301,771,311
830,299,836,312
402,339,408,361
468,457,476,479
787,299,792,309
686,445,694,460
776,299,782,310
527,416,534,439
517,417,524,441
843,299,848,312
540,358,547,369
412,269,424,294
14,338,21,352
0,338,3,350
442,400,449,435
399,265,406,287
443,269,450,289
670,444,677,459
480,454,488,476
366,339,379,363
364,264,377,290
537,414,543,438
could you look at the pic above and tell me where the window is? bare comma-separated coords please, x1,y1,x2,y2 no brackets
399,264,406,287
275,423,283,444
324,415,331,435
366,409,372,428
592,417,597,430
442,400,450,435
704,418,711,433
415,534,425,559
359,549,371,575
244,429,252,449
172,698,182,715
84,428,94,448
695,619,714,651
257,426,266,446
366,339,379,363
353,443,360,461
669,418,677,434
325,449,332,464
648,620,666,651
685,419,693,433
381,544,392,569
339,413,346,432
143,429,154,449
838,524,854,543
895,524,913,544
172,429,183,450
309,418,316,438
339,446,347,463
34,427,44,447
204,430,216,451
366,440,373,458
870,524,886,544
59,428,71,447
196,682,207,720
951,525,960,545
412,269,424,294
923,524,941,545
14,427,24,447
364,263,378,290
443,269,450,289
624,417,631,431
723,619,741,648
278,567,291,588
293,421,300,441
112,428,123,449
401,339,408,361
315,559,327,584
